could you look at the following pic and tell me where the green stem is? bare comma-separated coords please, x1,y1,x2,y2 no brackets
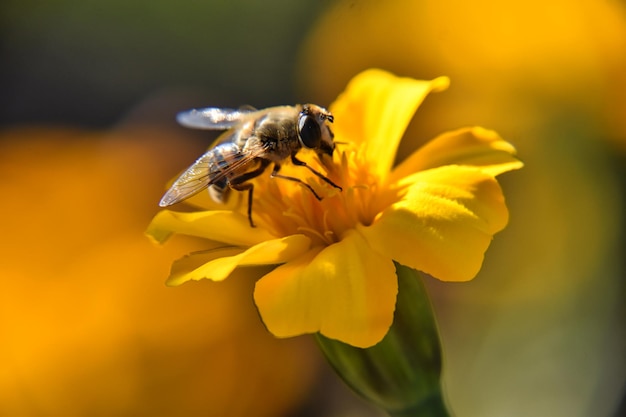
316,263,452,417
387,391,449,417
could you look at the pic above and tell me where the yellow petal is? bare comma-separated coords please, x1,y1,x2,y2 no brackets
254,231,398,348
391,127,524,183
167,235,311,286
330,69,449,180
359,166,509,282
146,210,275,246
167,247,244,286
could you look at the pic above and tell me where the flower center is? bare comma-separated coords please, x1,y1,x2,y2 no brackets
251,147,393,246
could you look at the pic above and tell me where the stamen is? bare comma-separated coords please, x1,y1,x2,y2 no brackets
282,209,306,225
247,147,381,244
321,209,337,243
296,226,332,246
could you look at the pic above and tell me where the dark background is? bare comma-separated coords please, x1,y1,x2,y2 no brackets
0,0,332,129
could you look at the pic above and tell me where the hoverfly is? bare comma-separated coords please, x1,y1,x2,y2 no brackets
159,104,342,227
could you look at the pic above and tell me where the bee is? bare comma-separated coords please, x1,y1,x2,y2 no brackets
159,104,342,227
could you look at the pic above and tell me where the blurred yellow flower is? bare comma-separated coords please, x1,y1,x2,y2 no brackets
0,127,318,417
148,69,522,348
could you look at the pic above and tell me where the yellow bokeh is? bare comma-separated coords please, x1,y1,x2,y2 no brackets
0,127,319,416
299,0,626,147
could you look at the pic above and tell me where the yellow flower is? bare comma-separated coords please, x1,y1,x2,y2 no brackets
147,69,522,348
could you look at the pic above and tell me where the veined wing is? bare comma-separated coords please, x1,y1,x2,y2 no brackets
159,151,216,206
159,142,269,207
176,107,257,130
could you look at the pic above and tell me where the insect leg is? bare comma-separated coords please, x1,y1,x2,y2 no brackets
230,182,255,227
270,164,323,200
230,159,271,227
291,155,342,190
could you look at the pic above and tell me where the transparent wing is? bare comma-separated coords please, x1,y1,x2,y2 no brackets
159,151,215,206
159,141,269,207
176,107,257,130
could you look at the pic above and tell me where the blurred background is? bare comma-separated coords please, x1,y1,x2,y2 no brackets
1,0,624,416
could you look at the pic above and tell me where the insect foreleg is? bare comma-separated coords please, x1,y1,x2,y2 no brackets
290,154,342,191
270,164,323,200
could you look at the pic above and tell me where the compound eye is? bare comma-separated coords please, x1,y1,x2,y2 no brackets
298,115,321,148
